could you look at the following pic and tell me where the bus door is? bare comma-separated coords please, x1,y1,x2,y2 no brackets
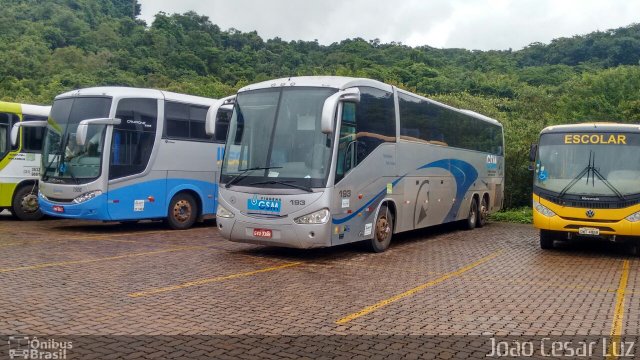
107,98,166,220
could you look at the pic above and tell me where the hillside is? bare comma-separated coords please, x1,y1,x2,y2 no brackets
1,0,639,207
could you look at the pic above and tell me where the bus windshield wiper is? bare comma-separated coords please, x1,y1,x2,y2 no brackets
559,151,625,200
249,180,313,193
224,166,282,188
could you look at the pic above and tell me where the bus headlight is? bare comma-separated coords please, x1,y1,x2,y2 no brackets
39,192,48,201
73,190,103,204
216,204,235,219
626,211,640,222
533,201,556,217
294,208,330,224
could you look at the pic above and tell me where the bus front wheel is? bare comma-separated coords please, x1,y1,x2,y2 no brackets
12,185,43,221
369,205,393,253
167,193,198,230
540,230,555,250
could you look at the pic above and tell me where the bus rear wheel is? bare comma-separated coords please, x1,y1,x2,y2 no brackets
369,205,393,253
540,230,555,250
477,196,489,228
167,193,197,230
12,185,43,221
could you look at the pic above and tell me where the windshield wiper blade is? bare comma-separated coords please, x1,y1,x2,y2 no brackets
249,180,313,193
224,166,282,188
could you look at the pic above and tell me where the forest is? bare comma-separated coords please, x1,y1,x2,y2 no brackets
1,0,639,207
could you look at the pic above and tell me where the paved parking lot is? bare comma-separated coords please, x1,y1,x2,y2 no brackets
0,214,638,358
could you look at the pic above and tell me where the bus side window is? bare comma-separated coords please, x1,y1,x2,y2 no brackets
335,103,357,183
214,110,231,143
109,98,157,180
0,113,11,156
22,115,46,153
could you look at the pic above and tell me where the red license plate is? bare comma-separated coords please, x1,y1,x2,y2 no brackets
253,229,272,238
52,205,65,213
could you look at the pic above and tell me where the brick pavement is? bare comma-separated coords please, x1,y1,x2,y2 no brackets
0,214,637,358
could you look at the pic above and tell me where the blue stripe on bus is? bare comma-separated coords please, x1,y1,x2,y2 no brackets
332,159,477,225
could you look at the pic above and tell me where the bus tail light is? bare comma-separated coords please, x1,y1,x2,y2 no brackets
626,211,640,222
216,204,235,219
294,209,330,224
73,190,103,204
533,201,556,217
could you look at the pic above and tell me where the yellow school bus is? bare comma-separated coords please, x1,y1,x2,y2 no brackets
530,123,640,252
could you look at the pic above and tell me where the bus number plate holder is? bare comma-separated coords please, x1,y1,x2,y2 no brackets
579,227,599,236
253,229,272,238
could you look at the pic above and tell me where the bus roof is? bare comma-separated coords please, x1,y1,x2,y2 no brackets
0,101,50,117
238,76,394,93
541,123,640,134
55,87,218,106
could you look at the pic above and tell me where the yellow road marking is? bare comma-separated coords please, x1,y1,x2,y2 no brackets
0,246,205,273
606,260,630,360
336,250,502,324
129,262,302,298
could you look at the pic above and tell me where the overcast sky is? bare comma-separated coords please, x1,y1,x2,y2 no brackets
138,0,640,51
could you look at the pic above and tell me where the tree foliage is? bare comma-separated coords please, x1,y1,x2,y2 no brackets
1,0,639,207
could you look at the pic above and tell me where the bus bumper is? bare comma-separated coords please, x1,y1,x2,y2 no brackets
39,193,111,220
217,216,332,249
533,195,640,238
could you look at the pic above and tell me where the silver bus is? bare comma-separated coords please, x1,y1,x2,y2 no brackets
15,87,229,229
206,76,504,251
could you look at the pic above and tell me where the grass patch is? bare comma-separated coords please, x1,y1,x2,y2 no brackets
489,207,532,224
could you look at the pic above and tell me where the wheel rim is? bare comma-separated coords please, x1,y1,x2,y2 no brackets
173,200,192,223
21,193,39,214
376,215,391,243
469,205,476,225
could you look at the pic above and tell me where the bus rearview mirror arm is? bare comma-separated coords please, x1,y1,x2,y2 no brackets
76,118,121,147
321,88,361,134
10,121,48,147
206,95,236,136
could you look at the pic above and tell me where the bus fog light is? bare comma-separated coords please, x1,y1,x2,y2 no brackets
73,190,102,204
533,201,556,217
626,211,640,222
216,204,235,219
295,209,330,224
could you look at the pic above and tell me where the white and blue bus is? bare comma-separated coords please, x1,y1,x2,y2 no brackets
207,76,504,251
24,87,229,229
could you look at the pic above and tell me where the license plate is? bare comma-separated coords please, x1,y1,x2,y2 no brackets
579,227,600,236
253,229,272,238
52,205,65,213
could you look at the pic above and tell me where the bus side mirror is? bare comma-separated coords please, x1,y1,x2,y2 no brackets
11,121,48,146
321,88,360,134
76,118,121,146
529,143,538,162
206,95,236,136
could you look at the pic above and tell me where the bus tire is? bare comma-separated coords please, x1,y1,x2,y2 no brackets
167,193,197,230
540,230,555,250
477,196,489,228
12,185,43,221
464,199,478,230
369,205,393,253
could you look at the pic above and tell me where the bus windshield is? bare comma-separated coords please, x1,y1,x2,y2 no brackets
220,87,336,189
535,132,640,197
42,97,112,184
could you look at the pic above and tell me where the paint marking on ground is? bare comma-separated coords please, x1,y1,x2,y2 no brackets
606,259,630,360
129,262,303,298
336,250,502,324
0,246,205,273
